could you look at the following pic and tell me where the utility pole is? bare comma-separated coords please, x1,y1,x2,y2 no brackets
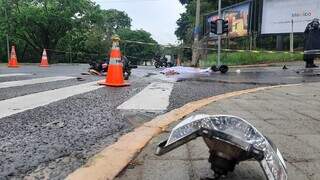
191,0,200,67
217,0,222,66
290,19,294,53
4,0,10,61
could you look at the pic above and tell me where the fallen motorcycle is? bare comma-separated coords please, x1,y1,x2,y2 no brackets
156,115,287,180
89,56,137,80
153,56,174,68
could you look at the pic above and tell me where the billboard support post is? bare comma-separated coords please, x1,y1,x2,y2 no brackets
290,19,294,53
217,0,222,66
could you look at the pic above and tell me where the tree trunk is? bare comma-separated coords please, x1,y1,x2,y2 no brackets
21,44,28,62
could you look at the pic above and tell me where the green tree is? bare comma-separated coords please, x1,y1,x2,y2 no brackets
3,0,97,51
118,29,159,65
0,0,157,63
57,8,132,59
176,0,244,45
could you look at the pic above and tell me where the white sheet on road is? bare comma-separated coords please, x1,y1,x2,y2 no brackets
0,81,102,119
0,73,32,77
160,66,211,75
0,76,74,89
117,82,174,112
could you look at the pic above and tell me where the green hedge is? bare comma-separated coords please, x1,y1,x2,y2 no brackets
201,51,303,67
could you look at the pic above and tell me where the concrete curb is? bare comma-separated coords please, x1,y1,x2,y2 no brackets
66,84,301,180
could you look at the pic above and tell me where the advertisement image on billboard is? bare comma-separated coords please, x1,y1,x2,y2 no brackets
206,1,251,38
261,0,320,34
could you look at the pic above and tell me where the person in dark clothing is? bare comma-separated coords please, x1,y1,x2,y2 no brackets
304,18,320,68
89,59,108,74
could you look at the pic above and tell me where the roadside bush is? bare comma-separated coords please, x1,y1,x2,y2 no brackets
201,51,303,67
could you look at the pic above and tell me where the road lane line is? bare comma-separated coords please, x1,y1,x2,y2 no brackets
117,82,174,111
0,73,32,77
0,81,102,119
0,76,74,89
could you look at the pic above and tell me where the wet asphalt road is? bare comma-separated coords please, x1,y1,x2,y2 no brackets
0,82,148,179
0,65,151,179
0,64,320,179
183,66,320,85
168,81,259,110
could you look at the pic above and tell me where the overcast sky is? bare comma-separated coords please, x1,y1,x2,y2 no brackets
94,0,186,45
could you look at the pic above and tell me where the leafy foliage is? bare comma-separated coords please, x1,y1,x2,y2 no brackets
175,0,244,45
0,0,158,63
118,28,159,65
203,52,303,67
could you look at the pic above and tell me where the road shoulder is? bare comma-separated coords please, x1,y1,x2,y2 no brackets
66,84,300,180
116,82,320,180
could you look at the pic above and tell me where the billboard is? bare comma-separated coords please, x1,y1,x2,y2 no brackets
261,0,320,34
205,1,251,38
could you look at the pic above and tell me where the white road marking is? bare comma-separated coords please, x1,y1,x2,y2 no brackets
150,74,178,83
118,82,174,111
0,73,32,77
0,76,74,89
0,81,102,119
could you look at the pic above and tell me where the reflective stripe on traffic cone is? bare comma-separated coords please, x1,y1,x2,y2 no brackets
8,46,19,68
98,35,129,87
39,49,49,67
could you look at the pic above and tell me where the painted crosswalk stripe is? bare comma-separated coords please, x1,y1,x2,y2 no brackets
0,76,75,89
0,73,32,77
118,82,174,112
0,81,102,119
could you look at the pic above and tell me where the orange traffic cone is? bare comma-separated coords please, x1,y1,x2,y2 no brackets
98,35,129,87
39,49,49,67
8,46,19,68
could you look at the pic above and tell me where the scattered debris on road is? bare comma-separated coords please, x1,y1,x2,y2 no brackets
283,65,288,70
76,77,86,81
